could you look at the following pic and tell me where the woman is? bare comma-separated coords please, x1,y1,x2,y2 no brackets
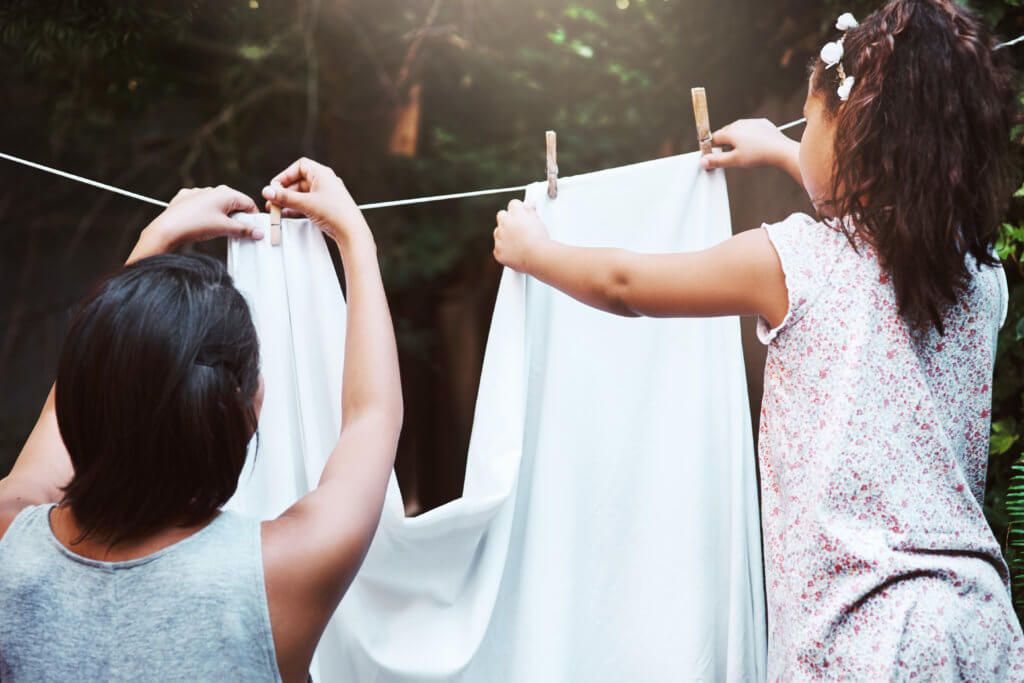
0,158,402,683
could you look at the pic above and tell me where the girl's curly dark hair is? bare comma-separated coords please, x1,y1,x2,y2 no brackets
811,0,1015,334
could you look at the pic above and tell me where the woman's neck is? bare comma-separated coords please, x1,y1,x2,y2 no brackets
47,504,218,562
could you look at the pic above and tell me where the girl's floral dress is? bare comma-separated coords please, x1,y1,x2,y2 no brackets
757,213,1024,681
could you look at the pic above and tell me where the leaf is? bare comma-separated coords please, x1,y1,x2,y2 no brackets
997,223,1024,260
992,420,1021,456
994,433,1021,455
569,39,594,59
564,5,609,28
238,44,271,60
1007,459,1024,619
994,419,1015,435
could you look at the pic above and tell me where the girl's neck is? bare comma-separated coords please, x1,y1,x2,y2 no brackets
47,503,218,562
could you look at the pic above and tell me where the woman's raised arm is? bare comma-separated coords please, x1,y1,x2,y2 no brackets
257,158,403,683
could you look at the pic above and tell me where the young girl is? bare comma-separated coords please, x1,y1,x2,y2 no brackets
493,0,1024,678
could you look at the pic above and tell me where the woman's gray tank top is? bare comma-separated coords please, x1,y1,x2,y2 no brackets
0,504,282,682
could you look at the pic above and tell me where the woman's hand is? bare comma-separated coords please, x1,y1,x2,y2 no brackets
261,158,369,245
493,199,550,273
700,118,799,171
128,185,260,263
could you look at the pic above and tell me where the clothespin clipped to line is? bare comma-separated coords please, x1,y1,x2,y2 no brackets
546,130,558,199
691,87,713,156
269,183,282,246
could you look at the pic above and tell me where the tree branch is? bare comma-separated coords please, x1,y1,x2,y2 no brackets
396,0,445,90
339,6,402,103
178,78,299,185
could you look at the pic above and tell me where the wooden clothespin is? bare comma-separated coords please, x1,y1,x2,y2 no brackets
269,183,282,246
546,130,558,199
691,87,713,156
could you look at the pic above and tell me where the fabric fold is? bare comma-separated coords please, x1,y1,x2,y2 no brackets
226,151,766,682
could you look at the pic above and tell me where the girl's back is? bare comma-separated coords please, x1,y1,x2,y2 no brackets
757,212,1022,679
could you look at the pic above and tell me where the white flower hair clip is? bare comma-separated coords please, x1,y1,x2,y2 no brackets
820,41,844,69
836,12,859,31
820,12,859,101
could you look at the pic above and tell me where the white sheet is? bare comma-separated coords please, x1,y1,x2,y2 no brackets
226,151,766,682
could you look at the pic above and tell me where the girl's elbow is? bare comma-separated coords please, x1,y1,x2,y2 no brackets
604,257,642,318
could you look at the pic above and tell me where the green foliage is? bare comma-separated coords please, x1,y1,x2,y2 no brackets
1010,459,1024,615
997,210,1024,622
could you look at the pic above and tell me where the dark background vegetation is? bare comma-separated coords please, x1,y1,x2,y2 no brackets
1,0,1022,622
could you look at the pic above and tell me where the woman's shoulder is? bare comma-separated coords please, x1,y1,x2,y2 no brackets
0,501,22,541
0,503,54,574
0,488,50,546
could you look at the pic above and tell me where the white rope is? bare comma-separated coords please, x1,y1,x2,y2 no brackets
995,34,1024,50
3,33,1022,211
0,152,170,208
777,118,807,132
0,148,529,211
357,184,530,210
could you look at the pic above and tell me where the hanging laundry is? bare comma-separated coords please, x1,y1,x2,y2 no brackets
225,151,766,682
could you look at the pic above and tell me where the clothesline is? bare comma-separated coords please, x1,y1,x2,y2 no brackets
3,32,1022,212
0,148,531,211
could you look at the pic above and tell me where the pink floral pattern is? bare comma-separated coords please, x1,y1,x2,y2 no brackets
757,212,1024,681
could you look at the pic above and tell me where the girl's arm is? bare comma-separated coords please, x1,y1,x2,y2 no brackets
493,200,789,328
0,186,260,522
700,118,804,188
257,159,403,683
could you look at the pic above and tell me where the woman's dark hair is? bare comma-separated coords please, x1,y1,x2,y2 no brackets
56,253,261,547
811,0,1015,333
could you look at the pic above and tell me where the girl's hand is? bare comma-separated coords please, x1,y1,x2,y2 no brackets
261,157,369,244
128,185,260,262
700,118,797,171
493,199,550,273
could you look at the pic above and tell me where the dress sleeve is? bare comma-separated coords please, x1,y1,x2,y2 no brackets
756,212,838,345
995,262,1009,331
